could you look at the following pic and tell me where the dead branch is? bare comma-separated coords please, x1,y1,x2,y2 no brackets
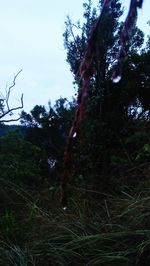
0,70,23,123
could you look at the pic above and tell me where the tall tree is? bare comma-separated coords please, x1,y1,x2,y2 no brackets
63,0,148,188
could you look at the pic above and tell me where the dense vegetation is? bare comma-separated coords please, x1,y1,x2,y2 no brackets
0,0,150,265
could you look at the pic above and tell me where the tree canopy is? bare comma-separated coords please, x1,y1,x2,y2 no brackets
61,0,150,201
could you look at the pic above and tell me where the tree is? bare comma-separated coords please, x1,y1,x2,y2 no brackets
62,0,149,191
20,98,76,177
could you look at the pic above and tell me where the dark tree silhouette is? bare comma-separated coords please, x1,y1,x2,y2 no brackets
61,0,144,207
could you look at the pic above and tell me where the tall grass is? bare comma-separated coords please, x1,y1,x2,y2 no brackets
1,177,150,265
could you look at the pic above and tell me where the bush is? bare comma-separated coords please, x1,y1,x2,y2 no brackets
0,129,41,186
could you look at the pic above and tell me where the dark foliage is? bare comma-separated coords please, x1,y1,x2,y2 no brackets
0,129,41,186
20,98,76,182
62,0,150,193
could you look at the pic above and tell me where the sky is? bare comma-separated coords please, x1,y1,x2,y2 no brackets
0,0,149,120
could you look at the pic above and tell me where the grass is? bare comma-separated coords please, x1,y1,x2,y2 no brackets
0,177,150,265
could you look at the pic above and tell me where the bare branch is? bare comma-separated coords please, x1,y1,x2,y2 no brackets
5,69,23,111
0,116,22,123
0,70,23,123
0,94,23,120
66,16,78,48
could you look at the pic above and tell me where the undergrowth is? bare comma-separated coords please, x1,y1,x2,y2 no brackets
0,170,150,266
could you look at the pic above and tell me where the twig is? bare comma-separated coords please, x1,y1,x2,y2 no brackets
126,162,150,173
6,69,23,111
104,199,111,219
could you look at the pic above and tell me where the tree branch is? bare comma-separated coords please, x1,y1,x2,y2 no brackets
0,70,23,123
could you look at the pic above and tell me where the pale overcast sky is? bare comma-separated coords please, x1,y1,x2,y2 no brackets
0,0,149,118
